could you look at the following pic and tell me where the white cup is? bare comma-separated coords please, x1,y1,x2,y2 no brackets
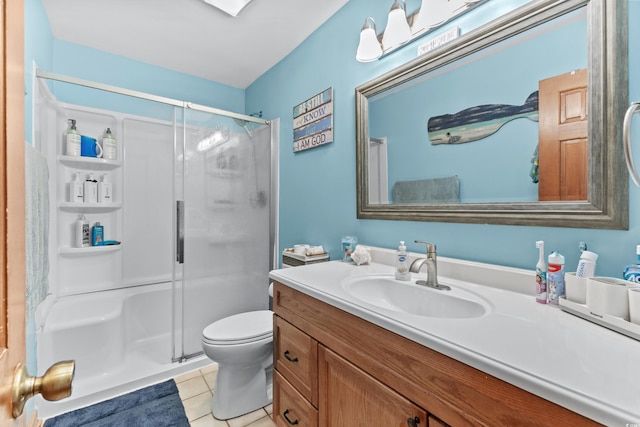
565,272,588,304
586,277,636,320
629,288,640,325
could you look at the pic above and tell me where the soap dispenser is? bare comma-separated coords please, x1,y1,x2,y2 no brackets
65,119,81,156
102,128,117,160
395,241,411,281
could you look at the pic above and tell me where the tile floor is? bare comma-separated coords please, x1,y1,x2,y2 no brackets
174,363,275,427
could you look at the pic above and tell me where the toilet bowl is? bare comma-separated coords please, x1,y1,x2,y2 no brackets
201,309,273,420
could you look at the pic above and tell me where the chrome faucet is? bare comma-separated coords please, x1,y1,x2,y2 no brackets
412,240,450,291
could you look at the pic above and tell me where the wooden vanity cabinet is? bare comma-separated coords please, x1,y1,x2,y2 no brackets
272,281,600,427
319,345,428,426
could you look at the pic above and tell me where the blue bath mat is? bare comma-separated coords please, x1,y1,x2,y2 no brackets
43,379,190,427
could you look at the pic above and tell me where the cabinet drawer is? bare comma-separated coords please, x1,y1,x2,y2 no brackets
274,371,318,427
274,316,318,406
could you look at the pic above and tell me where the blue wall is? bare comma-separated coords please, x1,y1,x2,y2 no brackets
24,0,54,144
50,40,245,114
246,0,640,279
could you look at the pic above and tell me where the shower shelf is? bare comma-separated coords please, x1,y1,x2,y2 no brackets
59,202,122,212
59,245,122,256
58,155,122,170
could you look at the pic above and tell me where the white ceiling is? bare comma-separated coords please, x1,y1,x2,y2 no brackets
42,0,349,89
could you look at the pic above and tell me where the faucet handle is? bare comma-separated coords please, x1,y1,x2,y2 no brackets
415,240,436,254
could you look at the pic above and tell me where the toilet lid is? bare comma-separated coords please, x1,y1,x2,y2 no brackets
202,310,273,345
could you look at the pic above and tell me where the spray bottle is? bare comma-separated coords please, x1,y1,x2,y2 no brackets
535,241,547,304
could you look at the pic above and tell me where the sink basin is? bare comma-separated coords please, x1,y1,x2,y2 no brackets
341,275,491,319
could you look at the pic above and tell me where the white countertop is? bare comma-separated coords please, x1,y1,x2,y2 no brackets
269,253,640,425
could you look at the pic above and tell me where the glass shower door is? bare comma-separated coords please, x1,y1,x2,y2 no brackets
174,108,272,359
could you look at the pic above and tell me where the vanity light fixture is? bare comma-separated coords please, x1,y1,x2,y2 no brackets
356,17,383,62
356,0,486,62
202,0,255,17
412,0,454,36
381,0,412,50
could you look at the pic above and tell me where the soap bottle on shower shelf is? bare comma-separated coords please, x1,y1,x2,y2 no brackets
92,222,104,246
75,215,90,248
395,241,411,281
83,173,98,203
102,128,117,160
69,172,84,203
97,174,112,203
547,251,565,306
65,119,81,156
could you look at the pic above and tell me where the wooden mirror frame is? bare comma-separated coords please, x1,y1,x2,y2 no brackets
355,0,628,229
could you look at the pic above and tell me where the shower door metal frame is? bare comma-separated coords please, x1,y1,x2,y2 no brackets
36,68,279,364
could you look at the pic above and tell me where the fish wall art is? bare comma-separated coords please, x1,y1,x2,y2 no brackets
428,91,539,145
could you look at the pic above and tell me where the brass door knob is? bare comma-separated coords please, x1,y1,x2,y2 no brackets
11,360,75,418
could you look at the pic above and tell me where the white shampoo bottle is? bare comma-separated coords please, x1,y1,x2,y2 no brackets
83,173,98,203
75,214,90,247
97,174,112,203
69,172,84,203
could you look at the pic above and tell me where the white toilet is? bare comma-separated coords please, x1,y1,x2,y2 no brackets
201,309,274,420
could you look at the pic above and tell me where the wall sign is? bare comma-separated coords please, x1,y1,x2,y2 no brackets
293,88,333,152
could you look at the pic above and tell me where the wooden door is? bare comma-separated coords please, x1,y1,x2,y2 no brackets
538,69,588,201
0,0,27,425
318,346,426,427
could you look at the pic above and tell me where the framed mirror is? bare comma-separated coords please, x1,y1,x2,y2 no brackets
356,0,628,229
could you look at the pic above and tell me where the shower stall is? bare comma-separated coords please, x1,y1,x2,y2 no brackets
32,71,278,418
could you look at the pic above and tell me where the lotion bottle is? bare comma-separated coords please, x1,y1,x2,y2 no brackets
69,172,84,203
535,241,547,304
65,119,81,156
75,215,90,247
395,241,411,281
97,174,112,203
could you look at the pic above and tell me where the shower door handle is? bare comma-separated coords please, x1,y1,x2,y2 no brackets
177,200,184,264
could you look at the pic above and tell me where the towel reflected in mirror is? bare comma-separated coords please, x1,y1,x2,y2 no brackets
392,175,460,204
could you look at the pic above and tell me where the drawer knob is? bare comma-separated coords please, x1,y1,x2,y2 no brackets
283,409,299,425
407,416,421,427
284,350,299,363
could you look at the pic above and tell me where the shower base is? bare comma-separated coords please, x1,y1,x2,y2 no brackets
35,282,211,419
